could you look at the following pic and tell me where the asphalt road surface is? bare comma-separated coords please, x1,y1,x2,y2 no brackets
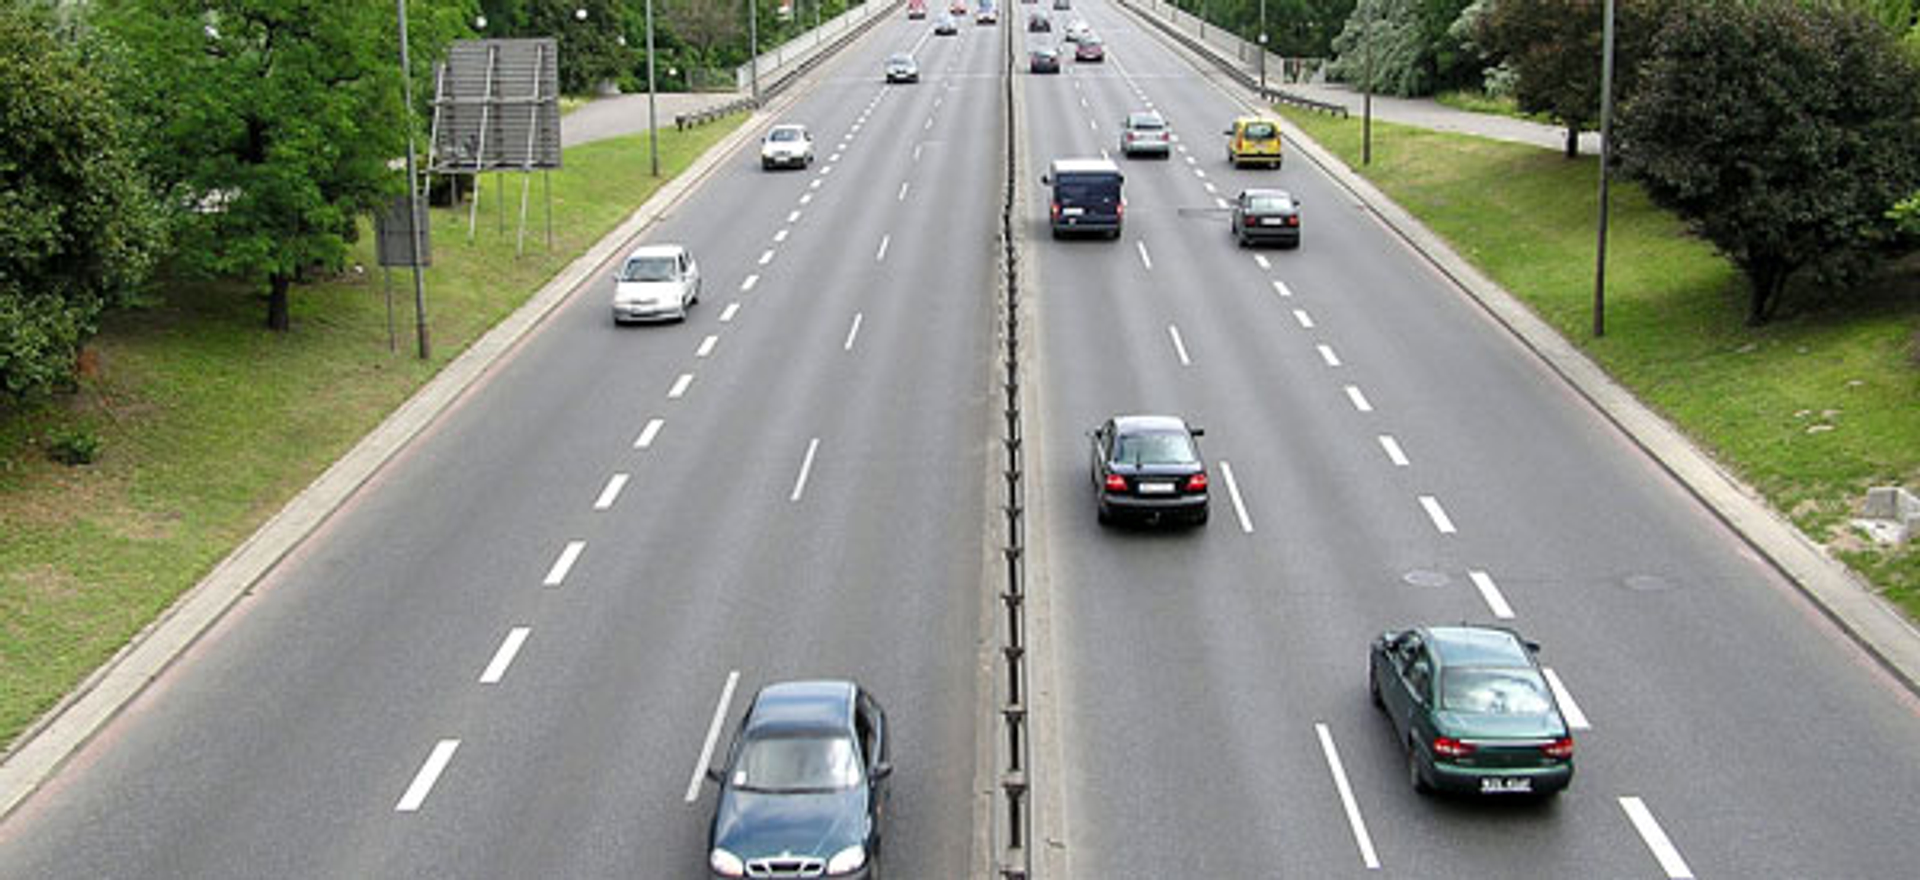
5,3,1920,878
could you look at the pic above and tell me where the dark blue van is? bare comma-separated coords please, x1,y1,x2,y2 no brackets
1042,158,1124,239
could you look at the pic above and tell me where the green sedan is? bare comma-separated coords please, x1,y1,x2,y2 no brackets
1369,625,1575,797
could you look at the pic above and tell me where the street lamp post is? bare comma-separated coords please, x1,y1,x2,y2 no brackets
396,0,430,360
1258,0,1268,100
748,0,760,103
646,0,659,177
1362,0,1374,165
1593,0,1616,337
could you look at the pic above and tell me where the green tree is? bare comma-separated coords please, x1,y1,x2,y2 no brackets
99,0,426,332
1472,0,1671,158
1895,193,1920,235
1,4,164,401
526,0,635,94
1327,0,1480,96
1618,0,1920,325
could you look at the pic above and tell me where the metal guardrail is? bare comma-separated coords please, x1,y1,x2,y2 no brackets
1117,0,1348,118
675,1,905,130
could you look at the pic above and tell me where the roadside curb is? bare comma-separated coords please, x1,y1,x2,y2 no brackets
1114,0,1920,694
0,80,826,825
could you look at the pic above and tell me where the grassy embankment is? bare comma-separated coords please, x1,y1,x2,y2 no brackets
1280,108,1920,617
0,118,744,748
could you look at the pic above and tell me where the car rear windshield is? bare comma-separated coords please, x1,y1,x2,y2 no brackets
1247,195,1292,212
620,256,679,282
1115,432,1196,466
769,128,802,142
1129,116,1164,130
1243,122,1278,139
1440,668,1552,715
735,735,862,792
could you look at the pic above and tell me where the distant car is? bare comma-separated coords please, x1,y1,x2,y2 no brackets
885,52,919,83
1075,35,1104,61
1027,11,1050,31
611,244,700,323
933,12,959,34
1063,20,1090,42
1370,626,1575,797
949,0,968,14
759,123,813,170
1224,115,1284,168
1120,110,1170,157
1090,415,1209,526
1029,46,1061,74
1053,0,1071,9
907,0,927,18
977,6,998,24
1230,188,1302,248
707,681,892,879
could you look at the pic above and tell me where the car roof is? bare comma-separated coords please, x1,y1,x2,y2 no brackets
1240,188,1294,200
769,123,807,133
1127,111,1164,124
626,244,685,260
1112,414,1190,435
1051,157,1122,175
1425,626,1534,668
889,52,913,60
744,680,857,737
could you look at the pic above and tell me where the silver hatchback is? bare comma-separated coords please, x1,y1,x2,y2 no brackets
1120,111,1171,157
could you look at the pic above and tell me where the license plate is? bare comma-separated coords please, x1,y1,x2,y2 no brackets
1138,482,1176,495
1480,777,1532,793
1263,217,1288,226
1063,207,1085,217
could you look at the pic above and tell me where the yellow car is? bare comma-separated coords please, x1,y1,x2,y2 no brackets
1223,116,1283,168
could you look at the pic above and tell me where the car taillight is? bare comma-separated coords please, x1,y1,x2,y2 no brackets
1542,737,1574,760
1185,473,1208,491
1116,200,1125,219
1103,474,1128,492
1286,216,1299,226
1051,201,1060,220
1432,737,1476,759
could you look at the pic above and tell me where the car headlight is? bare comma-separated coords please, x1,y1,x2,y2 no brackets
709,848,746,877
826,844,867,875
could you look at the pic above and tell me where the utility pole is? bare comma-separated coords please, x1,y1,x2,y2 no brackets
646,0,659,176
1362,0,1374,165
1593,0,1616,337
396,0,430,360
1258,0,1267,99
748,0,760,103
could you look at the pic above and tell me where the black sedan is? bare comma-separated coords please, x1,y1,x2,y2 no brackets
1028,11,1050,31
1089,415,1209,526
707,681,891,878
1029,46,1061,74
1231,188,1302,248
1370,626,1575,797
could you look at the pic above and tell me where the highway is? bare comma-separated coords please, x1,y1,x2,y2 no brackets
4,2,1920,878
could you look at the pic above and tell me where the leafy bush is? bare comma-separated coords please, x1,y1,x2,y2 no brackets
46,429,101,466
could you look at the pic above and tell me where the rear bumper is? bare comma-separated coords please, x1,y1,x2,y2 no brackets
1239,224,1300,245
612,302,685,323
1101,492,1209,519
1429,760,1573,795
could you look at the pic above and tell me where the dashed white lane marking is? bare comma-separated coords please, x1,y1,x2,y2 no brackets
1185,154,1196,164
1101,148,1111,161
1377,435,1409,467
634,418,664,449
1215,197,1230,209
543,540,586,586
479,627,531,684
1194,168,1207,179
1292,309,1314,328
790,437,821,502
876,234,891,262
898,181,910,201
925,116,934,130
593,473,630,511
1314,723,1382,870
844,313,864,351
758,249,775,265
1541,667,1591,729
1137,241,1153,270
774,229,789,243
1272,280,1294,297
809,178,822,190
820,165,834,176
1317,344,1342,367
1080,96,1088,108
395,739,460,812
1167,325,1191,366
1089,119,1098,130
913,143,923,161
1619,797,1695,879
741,274,759,292
668,373,693,399
686,670,741,803
1253,254,1271,269
719,302,740,323
1220,460,1254,533
1204,182,1216,194
1468,570,1515,619
800,192,814,205
1346,386,1374,412
829,152,842,162
696,335,718,358
787,210,801,223
1418,496,1457,534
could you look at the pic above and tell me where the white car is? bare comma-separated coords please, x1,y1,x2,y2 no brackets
760,124,813,170
611,244,700,323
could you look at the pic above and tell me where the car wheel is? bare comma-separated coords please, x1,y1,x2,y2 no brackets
1369,667,1383,709
761,159,772,170
1096,503,1113,526
1192,507,1209,527
1408,739,1433,795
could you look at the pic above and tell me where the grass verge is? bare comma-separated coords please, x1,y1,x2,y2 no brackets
1280,108,1920,619
0,118,744,749
1434,89,1555,125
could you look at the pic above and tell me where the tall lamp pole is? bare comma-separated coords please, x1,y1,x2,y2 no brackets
1593,0,1616,337
396,0,430,360
748,0,760,103
646,0,659,176
1362,0,1374,165
1258,0,1267,99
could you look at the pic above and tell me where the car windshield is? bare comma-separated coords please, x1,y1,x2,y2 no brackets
890,55,912,64
1114,432,1196,466
734,735,862,792
769,128,802,142
620,256,678,282
1440,668,1553,715
1248,195,1292,212
1243,122,1278,139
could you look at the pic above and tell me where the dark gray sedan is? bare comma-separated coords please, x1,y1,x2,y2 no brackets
1089,415,1209,526
1231,188,1301,248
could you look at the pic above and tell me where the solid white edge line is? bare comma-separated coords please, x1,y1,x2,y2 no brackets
1541,667,1591,730
686,671,742,803
1220,460,1254,534
1137,241,1153,271
790,437,821,502
1293,309,1315,329
543,540,586,586
1273,280,1294,298
741,274,759,292
479,627,531,684
1345,385,1374,412
696,335,718,358
1317,344,1342,367
1418,496,1457,534
1377,435,1410,467
593,473,630,511
635,418,664,449
1315,723,1382,870
719,302,740,323
1619,797,1695,879
1468,570,1515,619
396,739,460,812
844,313,864,351
1167,325,1191,366
668,373,694,399
876,234,890,262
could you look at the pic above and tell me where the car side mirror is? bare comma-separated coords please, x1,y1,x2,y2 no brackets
1524,639,1542,653
1040,173,1052,185
1189,427,1205,437
1222,129,1234,136
706,767,724,783
871,762,893,780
